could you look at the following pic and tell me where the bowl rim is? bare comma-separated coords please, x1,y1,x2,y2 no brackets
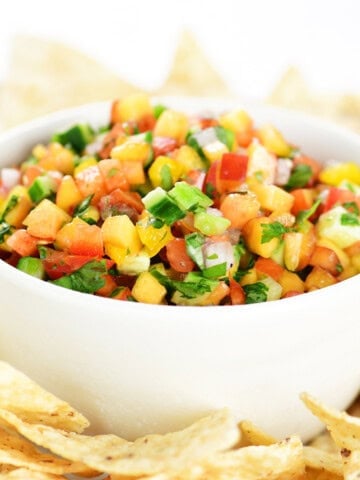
0,98,359,318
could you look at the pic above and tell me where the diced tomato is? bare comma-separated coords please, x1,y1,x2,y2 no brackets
218,153,248,190
229,278,245,305
137,115,156,133
203,161,221,206
323,187,360,213
255,257,284,281
75,165,107,205
96,274,118,297
99,188,144,220
98,159,129,193
189,116,219,130
152,137,178,157
183,169,206,190
282,290,302,298
40,248,98,280
309,246,341,276
99,123,126,159
166,238,195,273
290,188,314,217
22,165,44,187
55,218,104,257
111,286,132,301
6,229,39,257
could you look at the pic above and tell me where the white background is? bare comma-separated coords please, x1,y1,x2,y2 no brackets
0,0,359,100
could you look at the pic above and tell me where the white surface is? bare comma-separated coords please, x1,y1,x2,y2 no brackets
0,99,359,441
0,0,359,100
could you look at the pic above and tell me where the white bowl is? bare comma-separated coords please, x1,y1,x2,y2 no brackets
0,98,359,442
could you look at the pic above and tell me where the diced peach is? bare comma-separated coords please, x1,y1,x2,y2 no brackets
23,199,71,240
242,217,281,258
220,192,261,229
278,270,305,296
305,266,337,291
283,225,316,271
309,246,341,276
56,175,83,213
250,182,294,213
98,159,129,192
55,217,104,257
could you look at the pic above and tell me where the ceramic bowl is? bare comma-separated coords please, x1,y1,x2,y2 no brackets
0,98,359,441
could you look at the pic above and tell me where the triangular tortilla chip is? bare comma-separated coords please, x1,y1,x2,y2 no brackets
157,30,232,97
0,36,139,128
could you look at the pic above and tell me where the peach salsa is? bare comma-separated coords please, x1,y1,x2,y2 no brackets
0,94,359,306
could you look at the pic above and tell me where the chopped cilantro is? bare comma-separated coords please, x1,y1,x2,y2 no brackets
0,195,19,222
0,222,11,243
51,260,107,293
261,221,288,244
73,195,94,218
296,198,321,224
153,104,167,120
343,201,360,216
285,164,312,189
340,212,360,226
243,282,269,304
150,269,213,299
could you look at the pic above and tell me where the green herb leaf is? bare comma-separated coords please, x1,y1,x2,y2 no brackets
73,195,94,217
0,195,19,222
214,126,235,150
150,269,213,299
340,212,360,226
0,222,11,243
243,282,269,304
261,221,288,244
343,201,360,216
285,164,312,189
51,260,107,293
153,104,167,119
296,198,322,224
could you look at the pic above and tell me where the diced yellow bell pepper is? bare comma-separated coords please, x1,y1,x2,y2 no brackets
154,110,189,144
105,244,127,265
113,93,153,122
111,141,151,164
132,271,167,304
136,213,173,257
256,125,292,157
219,110,252,138
148,156,183,189
174,145,206,173
74,157,98,176
56,175,83,213
0,186,33,228
319,162,360,186
239,268,258,286
101,215,142,254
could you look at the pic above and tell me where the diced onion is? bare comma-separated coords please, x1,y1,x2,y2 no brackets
1,168,21,190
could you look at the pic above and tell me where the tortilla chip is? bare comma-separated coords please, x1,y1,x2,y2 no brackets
309,431,337,454
303,447,343,476
156,30,232,97
267,67,314,110
131,436,304,480
0,468,66,480
0,425,92,475
0,362,88,432
238,420,276,447
301,393,360,451
0,35,139,128
0,408,238,476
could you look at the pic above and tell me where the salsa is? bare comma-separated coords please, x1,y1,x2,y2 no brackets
1,93,359,305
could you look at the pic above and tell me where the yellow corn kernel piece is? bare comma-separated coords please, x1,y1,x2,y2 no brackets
148,156,183,189
101,215,142,254
257,125,292,157
74,157,98,176
116,93,153,122
202,141,229,164
250,182,294,213
111,141,151,164
154,110,189,144
0,186,33,228
136,214,173,257
219,110,252,135
175,145,206,173
132,271,167,304
56,175,83,213
319,162,360,186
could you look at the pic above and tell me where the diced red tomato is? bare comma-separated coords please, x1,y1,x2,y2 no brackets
6,229,39,257
166,238,195,273
40,248,99,280
75,165,107,205
229,278,245,305
152,137,178,157
282,290,302,298
255,257,284,282
309,246,341,276
218,153,248,191
99,123,126,159
137,115,156,132
203,161,221,206
322,187,360,213
55,219,104,257
98,159,129,193
96,274,118,297
290,188,314,217
99,188,144,220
